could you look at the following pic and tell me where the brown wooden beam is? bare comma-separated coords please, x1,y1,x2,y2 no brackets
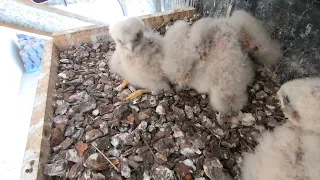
53,7,196,50
16,0,105,25
0,21,52,37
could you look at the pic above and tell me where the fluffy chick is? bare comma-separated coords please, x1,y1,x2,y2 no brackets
162,20,197,85
109,17,169,99
242,77,320,180
164,17,254,115
229,10,282,67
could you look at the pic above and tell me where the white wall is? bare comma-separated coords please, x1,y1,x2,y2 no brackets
0,26,23,109
54,0,125,25
0,26,25,179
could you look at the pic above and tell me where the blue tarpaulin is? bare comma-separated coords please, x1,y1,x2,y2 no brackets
17,34,47,73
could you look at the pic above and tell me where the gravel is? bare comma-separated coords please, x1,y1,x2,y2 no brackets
45,14,285,180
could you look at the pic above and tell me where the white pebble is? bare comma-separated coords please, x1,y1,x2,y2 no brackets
92,109,100,116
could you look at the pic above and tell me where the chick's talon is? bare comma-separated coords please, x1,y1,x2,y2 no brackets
125,89,150,100
118,79,129,91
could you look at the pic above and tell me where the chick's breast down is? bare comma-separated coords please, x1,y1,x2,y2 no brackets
243,77,320,180
189,18,255,115
109,17,169,92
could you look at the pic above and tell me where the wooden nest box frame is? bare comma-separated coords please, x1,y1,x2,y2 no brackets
20,7,195,180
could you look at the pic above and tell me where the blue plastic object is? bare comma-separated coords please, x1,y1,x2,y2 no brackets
16,34,47,73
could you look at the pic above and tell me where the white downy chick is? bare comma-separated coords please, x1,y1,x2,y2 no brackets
242,77,320,180
162,20,197,85
188,17,255,115
109,17,169,99
229,10,282,67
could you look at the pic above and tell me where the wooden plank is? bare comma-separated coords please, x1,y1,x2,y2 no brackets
0,21,52,37
16,0,105,25
53,7,196,50
20,40,59,180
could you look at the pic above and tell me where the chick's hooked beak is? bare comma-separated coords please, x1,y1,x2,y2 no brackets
130,44,136,52
125,43,136,52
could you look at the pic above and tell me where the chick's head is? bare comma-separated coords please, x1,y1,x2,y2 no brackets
110,17,146,52
277,77,320,131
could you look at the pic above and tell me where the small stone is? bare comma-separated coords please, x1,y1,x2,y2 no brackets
104,84,113,92
256,90,268,99
75,141,88,157
120,161,131,178
129,155,144,162
253,84,260,91
185,105,195,119
79,95,97,113
175,162,192,179
154,137,175,153
53,115,68,124
98,61,106,68
44,159,67,177
92,109,100,116
55,103,68,115
193,105,201,115
92,136,111,150
155,152,168,162
156,105,166,115
234,153,243,165
266,105,276,110
67,163,84,179
83,79,94,86
53,137,74,151
92,43,101,49
113,104,131,120
65,149,83,163
108,148,121,157
78,169,92,180
58,72,68,79
65,125,75,137
84,153,109,170
148,124,156,132
99,121,109,135
72,128,85,140
241,113,256,126
172,105,186,120
85,129,103,142
137,121,148,131
183,159,196,171
139,109,152,120
164,89,174,96
111,133,134,147
59,58,70,63
130,105,140,112
266,117,278,127
92,172,106,180
50,127,64,147
99,104,113,115
149,96,158,107
203,158,232,180
172,125,184,138
151,165,174,180
201,94,206,99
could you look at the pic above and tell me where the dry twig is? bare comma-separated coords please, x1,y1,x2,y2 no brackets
91,143,120,172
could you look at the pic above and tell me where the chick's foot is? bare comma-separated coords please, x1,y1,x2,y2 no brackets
117,79,129,91
125,89,150,100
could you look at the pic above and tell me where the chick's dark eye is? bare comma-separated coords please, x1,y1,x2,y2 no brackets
135,32,142,42
283,94,290,105
117,39,122,44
